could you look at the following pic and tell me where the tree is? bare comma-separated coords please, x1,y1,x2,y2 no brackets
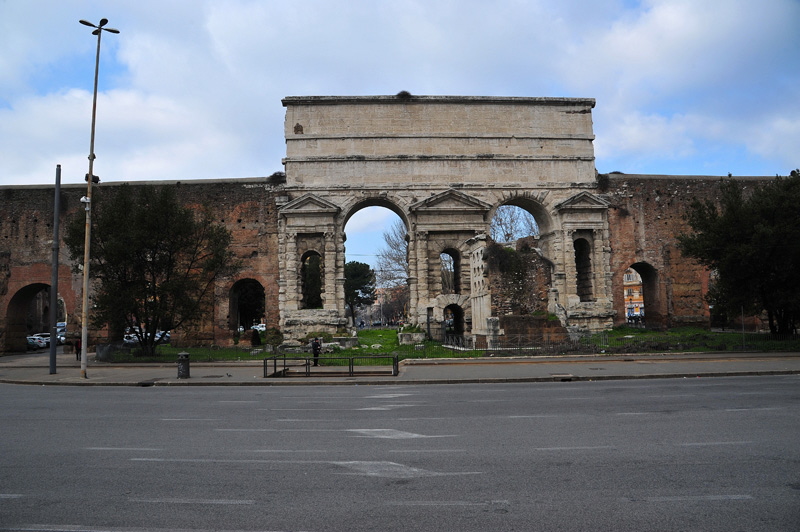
440,252,455,294
344,261,376,325
375,219,410,322
490,205,539,243
677,172,800,334
64,184,241,356
375,219,408,288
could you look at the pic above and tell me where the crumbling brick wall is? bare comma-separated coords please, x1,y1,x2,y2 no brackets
485,237,552,317
601,173,774,328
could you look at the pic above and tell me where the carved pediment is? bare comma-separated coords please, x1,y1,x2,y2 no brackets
410,189,493,214
555,191,609,211
279,193,341,216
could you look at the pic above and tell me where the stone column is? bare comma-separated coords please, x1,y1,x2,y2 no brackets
414,230,430,323
283,231,299,312
323,231,337,310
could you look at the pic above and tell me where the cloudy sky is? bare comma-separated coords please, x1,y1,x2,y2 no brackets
2,0,798,264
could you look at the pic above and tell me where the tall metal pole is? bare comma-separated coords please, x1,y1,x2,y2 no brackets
49,165,61,375
79,18,119,378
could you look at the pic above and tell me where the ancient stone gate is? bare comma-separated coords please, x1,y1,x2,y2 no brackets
4,93,762,354
278,95,614,340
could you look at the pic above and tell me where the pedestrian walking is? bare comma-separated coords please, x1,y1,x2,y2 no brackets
75,338,82,361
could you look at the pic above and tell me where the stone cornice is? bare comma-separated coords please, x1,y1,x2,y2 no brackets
283,95,596,107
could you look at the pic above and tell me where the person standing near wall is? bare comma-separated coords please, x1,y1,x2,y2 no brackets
312,338,321,366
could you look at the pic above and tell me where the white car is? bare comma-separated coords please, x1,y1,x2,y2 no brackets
30,333,51,347
30,332,65,346
27,336,47,349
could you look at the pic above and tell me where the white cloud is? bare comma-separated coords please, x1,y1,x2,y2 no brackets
0,0,798,187
345,207,397,235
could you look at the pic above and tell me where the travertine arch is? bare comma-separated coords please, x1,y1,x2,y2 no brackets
340,195,411,231
487,192,555,236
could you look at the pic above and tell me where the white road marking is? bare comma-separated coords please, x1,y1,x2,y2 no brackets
679,441,753,446
130,497,255,505
388,499,509,507
217,428,339,432
129,457,480,478
347,429,451,439
638,495,753,502
332,461,480,478
249,449,329,453
161,418,219,421
532,446,615,451
390,449,466,453
263,408,351,411
86,447,162,451
724,407,781,412
358,404,416,410
396,417,454,421
0,494,23,499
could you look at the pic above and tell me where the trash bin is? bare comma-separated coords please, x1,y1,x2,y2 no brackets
177,352,190,379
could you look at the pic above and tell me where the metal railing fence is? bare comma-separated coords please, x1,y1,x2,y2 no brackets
443,332,800,356
264,353,399,378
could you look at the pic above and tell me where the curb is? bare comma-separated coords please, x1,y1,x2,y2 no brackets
2,368,799,387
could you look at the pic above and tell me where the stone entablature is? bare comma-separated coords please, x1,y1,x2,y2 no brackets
282,95,597,188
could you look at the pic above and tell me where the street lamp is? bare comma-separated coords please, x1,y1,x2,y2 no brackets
78,18,119,378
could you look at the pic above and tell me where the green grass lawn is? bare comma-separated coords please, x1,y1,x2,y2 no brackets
102,326,800,364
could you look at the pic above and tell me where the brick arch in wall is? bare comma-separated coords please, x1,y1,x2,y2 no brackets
4,283,52,352
628,261,661,328
228,278,266,332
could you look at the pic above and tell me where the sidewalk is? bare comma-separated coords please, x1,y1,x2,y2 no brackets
1,349,799,386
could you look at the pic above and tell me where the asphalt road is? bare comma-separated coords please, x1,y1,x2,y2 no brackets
1,376,798,531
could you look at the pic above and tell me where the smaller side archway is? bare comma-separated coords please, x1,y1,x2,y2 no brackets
573,237,594,302
439,247,461,295
444,303,466,336
300,251,323,310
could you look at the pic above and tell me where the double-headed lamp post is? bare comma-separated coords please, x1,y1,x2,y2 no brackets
78,18,119,378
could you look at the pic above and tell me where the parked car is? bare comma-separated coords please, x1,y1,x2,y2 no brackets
154,330,170,343
30,333,51,347
252,324,266,332
123,334,139,347
27,336,47,349
31,332,65,346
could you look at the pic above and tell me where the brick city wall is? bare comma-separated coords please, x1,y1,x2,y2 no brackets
0,173,777,352
0,178,283,351
601,173,774,328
